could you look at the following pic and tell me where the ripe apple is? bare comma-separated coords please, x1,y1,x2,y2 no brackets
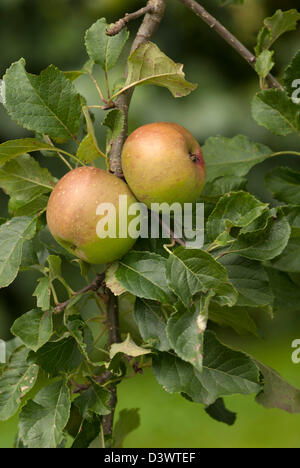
46,166,137,264
121,122,206,208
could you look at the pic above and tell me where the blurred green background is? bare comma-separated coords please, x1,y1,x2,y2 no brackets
0,0,300,448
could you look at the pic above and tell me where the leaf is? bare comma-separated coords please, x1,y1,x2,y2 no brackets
266,268,300,313
153,331,260,406
256,361,300,413
209,303,258,336
167,296,212,372
115,251,174,304
11,309,53,352
85,18,129,71
231,208,290,261
134,298,170,352
202,135,272,183
219,254,273,307
119,42,197,99
0,154,54,216
19,379,71,448
75,382,111,418
284,205,300,238
207,191,268,244
4,59,82,141
33,277,51,311
255,50,275,79
0,138,71,165
0,79,5,104
200,176,247,203
0,347,39,421
32,337,84,376
103,109,125,153
106,262,127,296
110,334,151,360
64,70,84,82
77,134,102,163
265,167,300,205
205,398,237,426
284,50,300,97
71,414,101,449
0,216,37,288
47,254,62,281
78,107,105,163
271,238,300,273
252,89,300,136
255,9,300,55
114,408,140,448
166,247,237,308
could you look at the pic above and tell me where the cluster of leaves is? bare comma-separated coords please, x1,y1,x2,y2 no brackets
0,8,299,448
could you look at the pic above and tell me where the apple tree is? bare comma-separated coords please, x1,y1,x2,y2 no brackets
0,0,300,448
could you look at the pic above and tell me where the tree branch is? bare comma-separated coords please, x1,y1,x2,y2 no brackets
106,4,155,36
108,0,166,177
178,0,283,90
54,273,105,313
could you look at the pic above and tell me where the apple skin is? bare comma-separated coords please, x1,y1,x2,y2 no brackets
121,122,206,208
46,166,137,264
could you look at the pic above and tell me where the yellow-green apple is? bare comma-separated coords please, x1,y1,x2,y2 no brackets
46,166,137,264
121,122,206,208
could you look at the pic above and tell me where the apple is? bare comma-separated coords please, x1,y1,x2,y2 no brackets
46,166,137,264
121,122,206,208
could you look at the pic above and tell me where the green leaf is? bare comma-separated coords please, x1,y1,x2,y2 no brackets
153,331,260,406
47,254,62,281
166,247,238,308
110,334,151,360
64,70,84,82
255,50,275,79
231,208,290,261
255,9,300,55
114,408,140,449
209,303,258,336
0,347,39,421
19,379,71,448
75,382,111,418
167,295,212,372
284,206,300,238
115,251,174,304
85,18,129,71
134,298,170,352
33,337,84,376
207,191,268,245
103,109,125,153
71,414,101,448
200,176,247,203
256,361,300,413
252,89,300,136
77,134,102,163
267,268,300,313
205,398,237,426
0,216,37,288
33,277,51,311
118,41,197,99
265,167,300,204
284,50,300,97
4,59,82,141
203,135,272,183
271,238,300,273
219,254,273,307
0,154,54,216
11,309,53,352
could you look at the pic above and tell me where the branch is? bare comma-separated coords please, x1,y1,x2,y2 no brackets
109,0,166,177
54,273,105,313
102,291,121,438
178,0,283,90
106,4,154,36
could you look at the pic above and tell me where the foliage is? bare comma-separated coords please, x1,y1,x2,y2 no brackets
0,2,300,449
